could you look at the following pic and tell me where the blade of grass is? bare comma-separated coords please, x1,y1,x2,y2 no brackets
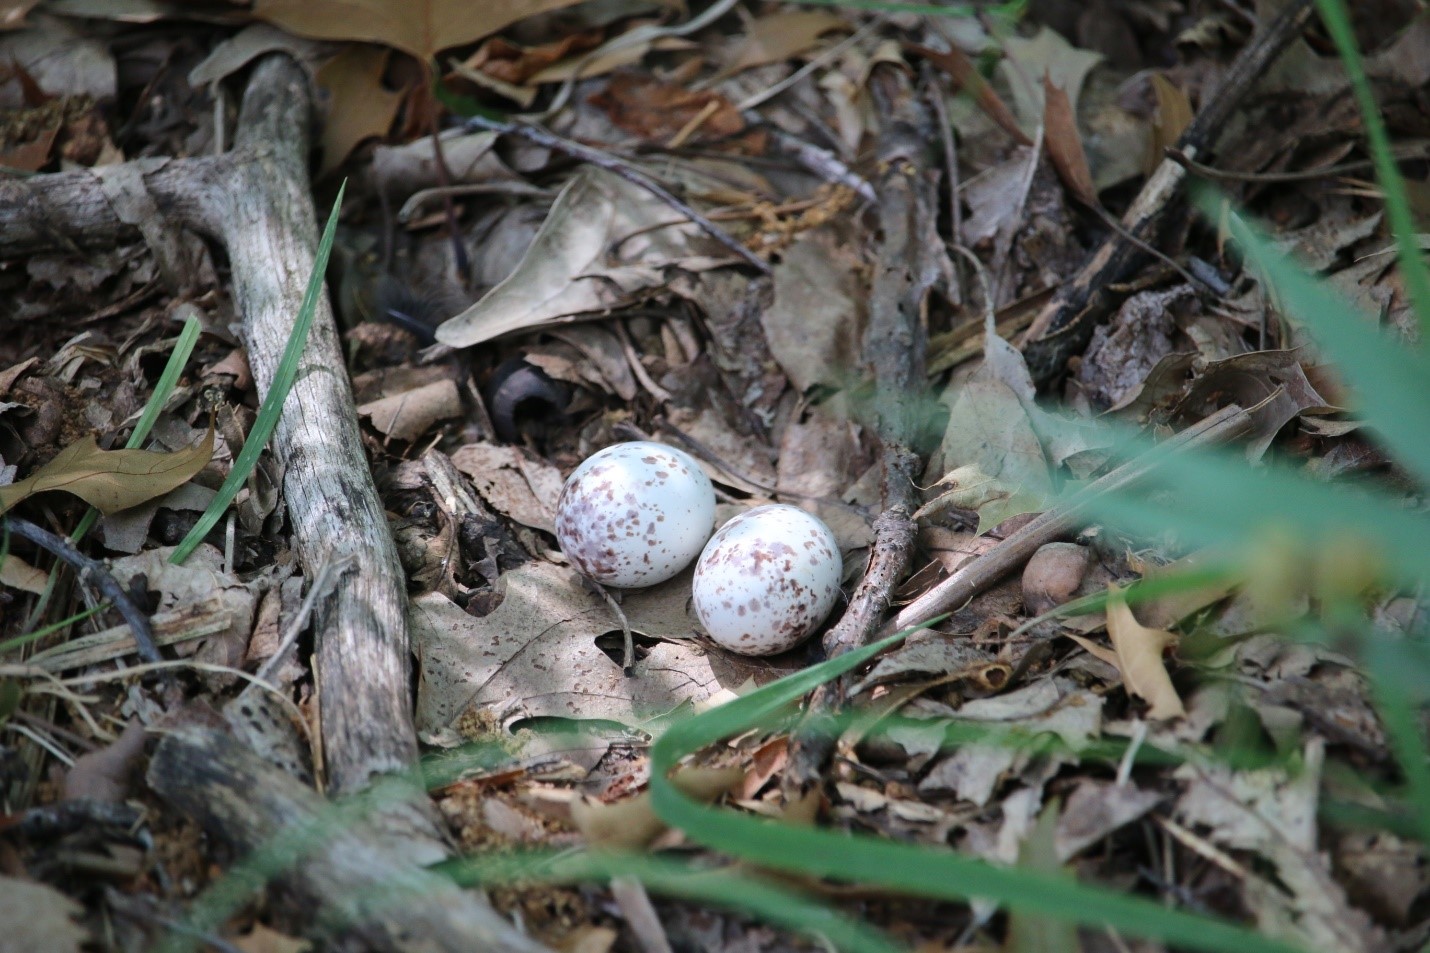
171,181,347,565
1365,639,1430,844
1214,199,1430,486
0,604,104,657
648,627,1305,953
1312,0,1430,327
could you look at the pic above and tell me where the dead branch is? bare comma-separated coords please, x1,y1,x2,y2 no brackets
886,403,1255,634
147,725,550,953
1019,0,1317,384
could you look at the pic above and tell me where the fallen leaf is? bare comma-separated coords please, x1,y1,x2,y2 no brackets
62,718,145,802
232,923,312,953
449,441,563,533
760,230,864,393
253,0,586,60
589,73,749,146
1042,73,1097,206
572,766,742,850
1,551,48,594
998,27,1102,133
0,2,42,32
1054,779,1162,860
908,41,1031,146
0,877,88,950
435,167,707,349
1147,73,1192,176
411,561,730,734
1070,588,1185,719
722,10,849,76
357,377,462,442
920,379,1053,534
315,44,406,177
0,422,213,515
461,30,602,86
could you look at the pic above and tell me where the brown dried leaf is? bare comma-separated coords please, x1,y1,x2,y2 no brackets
723,10,849,76
1071,588,1184,719
0,422,213,515
449,441,563,533
1042,73,1097,207
62,719,145,803
1147,72,1192,175
357,378,462,442
1,551,47,594
253,0,585,59
232,924,312,953
589,73,748,146
572,766,742,851
315,44,405,177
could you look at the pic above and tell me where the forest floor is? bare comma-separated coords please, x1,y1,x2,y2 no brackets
2,1,1429,952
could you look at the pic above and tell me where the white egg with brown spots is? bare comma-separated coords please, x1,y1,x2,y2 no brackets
555,441,715,588
692,504,842,656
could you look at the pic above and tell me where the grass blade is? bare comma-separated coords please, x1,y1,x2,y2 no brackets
171,181,347,565
648,628,1305,953
1312,0,1430,327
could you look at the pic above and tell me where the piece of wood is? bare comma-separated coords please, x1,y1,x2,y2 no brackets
1019,0,1317,384
147,725,550,953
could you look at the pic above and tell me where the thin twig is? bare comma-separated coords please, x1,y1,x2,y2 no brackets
464,116,771,274
736,17,885,112
3,516,162,666
1165,145,1430,184
244,554,356,695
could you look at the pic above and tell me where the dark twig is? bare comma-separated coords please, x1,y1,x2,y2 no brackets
1020,0,1318,383
464,116,772,274
3,516,162,666
1165,145,1430,183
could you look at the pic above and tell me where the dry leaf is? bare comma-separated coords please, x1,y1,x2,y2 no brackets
232,923,312,953
998,27,1103,132
1042,73,1097,207
920,379,1053,534
1070,588,1185,719
723,10,849,76
760,230,863,393
253,0,585,59
410,561,728,733
62,718,145,803
435,167,706,349
0,422,213,515
1,551,48,594
0,876,89,953
315,44,406,177
908,42,1032,146
357,378,462,442
1147,72,1193,176
572,766,743,850
449,441,562,532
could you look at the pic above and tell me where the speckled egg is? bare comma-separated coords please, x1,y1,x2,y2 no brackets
554,441,716,588
691,504,842,656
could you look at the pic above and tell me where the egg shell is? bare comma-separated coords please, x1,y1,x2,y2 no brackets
692,504,842,656
554,441,715,588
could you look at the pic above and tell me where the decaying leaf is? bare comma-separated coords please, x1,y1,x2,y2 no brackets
0,422,213,515
1069,588,1185,719
315,44,406,177
998,27,1103,133
449,442,562,533
0,876,89,953
910,41,1031,146
252,0,585,60
357,378,462,442
571,765,743,850
920,380,1053,534
1147,73,1193,176
1042,73,1098,207
435,167,708,349
721,10,849,77
1,551,48,593
411,561,731,735
760,230,864,393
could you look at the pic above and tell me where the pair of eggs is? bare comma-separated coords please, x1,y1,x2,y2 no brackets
553,441,842,656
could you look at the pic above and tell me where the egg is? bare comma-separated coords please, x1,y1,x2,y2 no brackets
555,441,716,588
691,504,843,656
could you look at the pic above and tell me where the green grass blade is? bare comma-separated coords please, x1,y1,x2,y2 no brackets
443,851,906,953
648,627,1305,953
171,181,347,565
0,604,104,657
1217,200,1430,486
66,313,204,546
1366,639,1430,844
1312,0,1430,327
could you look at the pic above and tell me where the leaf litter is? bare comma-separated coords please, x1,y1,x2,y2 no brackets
1,1,1428,952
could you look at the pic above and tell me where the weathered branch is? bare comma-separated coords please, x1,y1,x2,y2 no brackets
147,725,549,953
